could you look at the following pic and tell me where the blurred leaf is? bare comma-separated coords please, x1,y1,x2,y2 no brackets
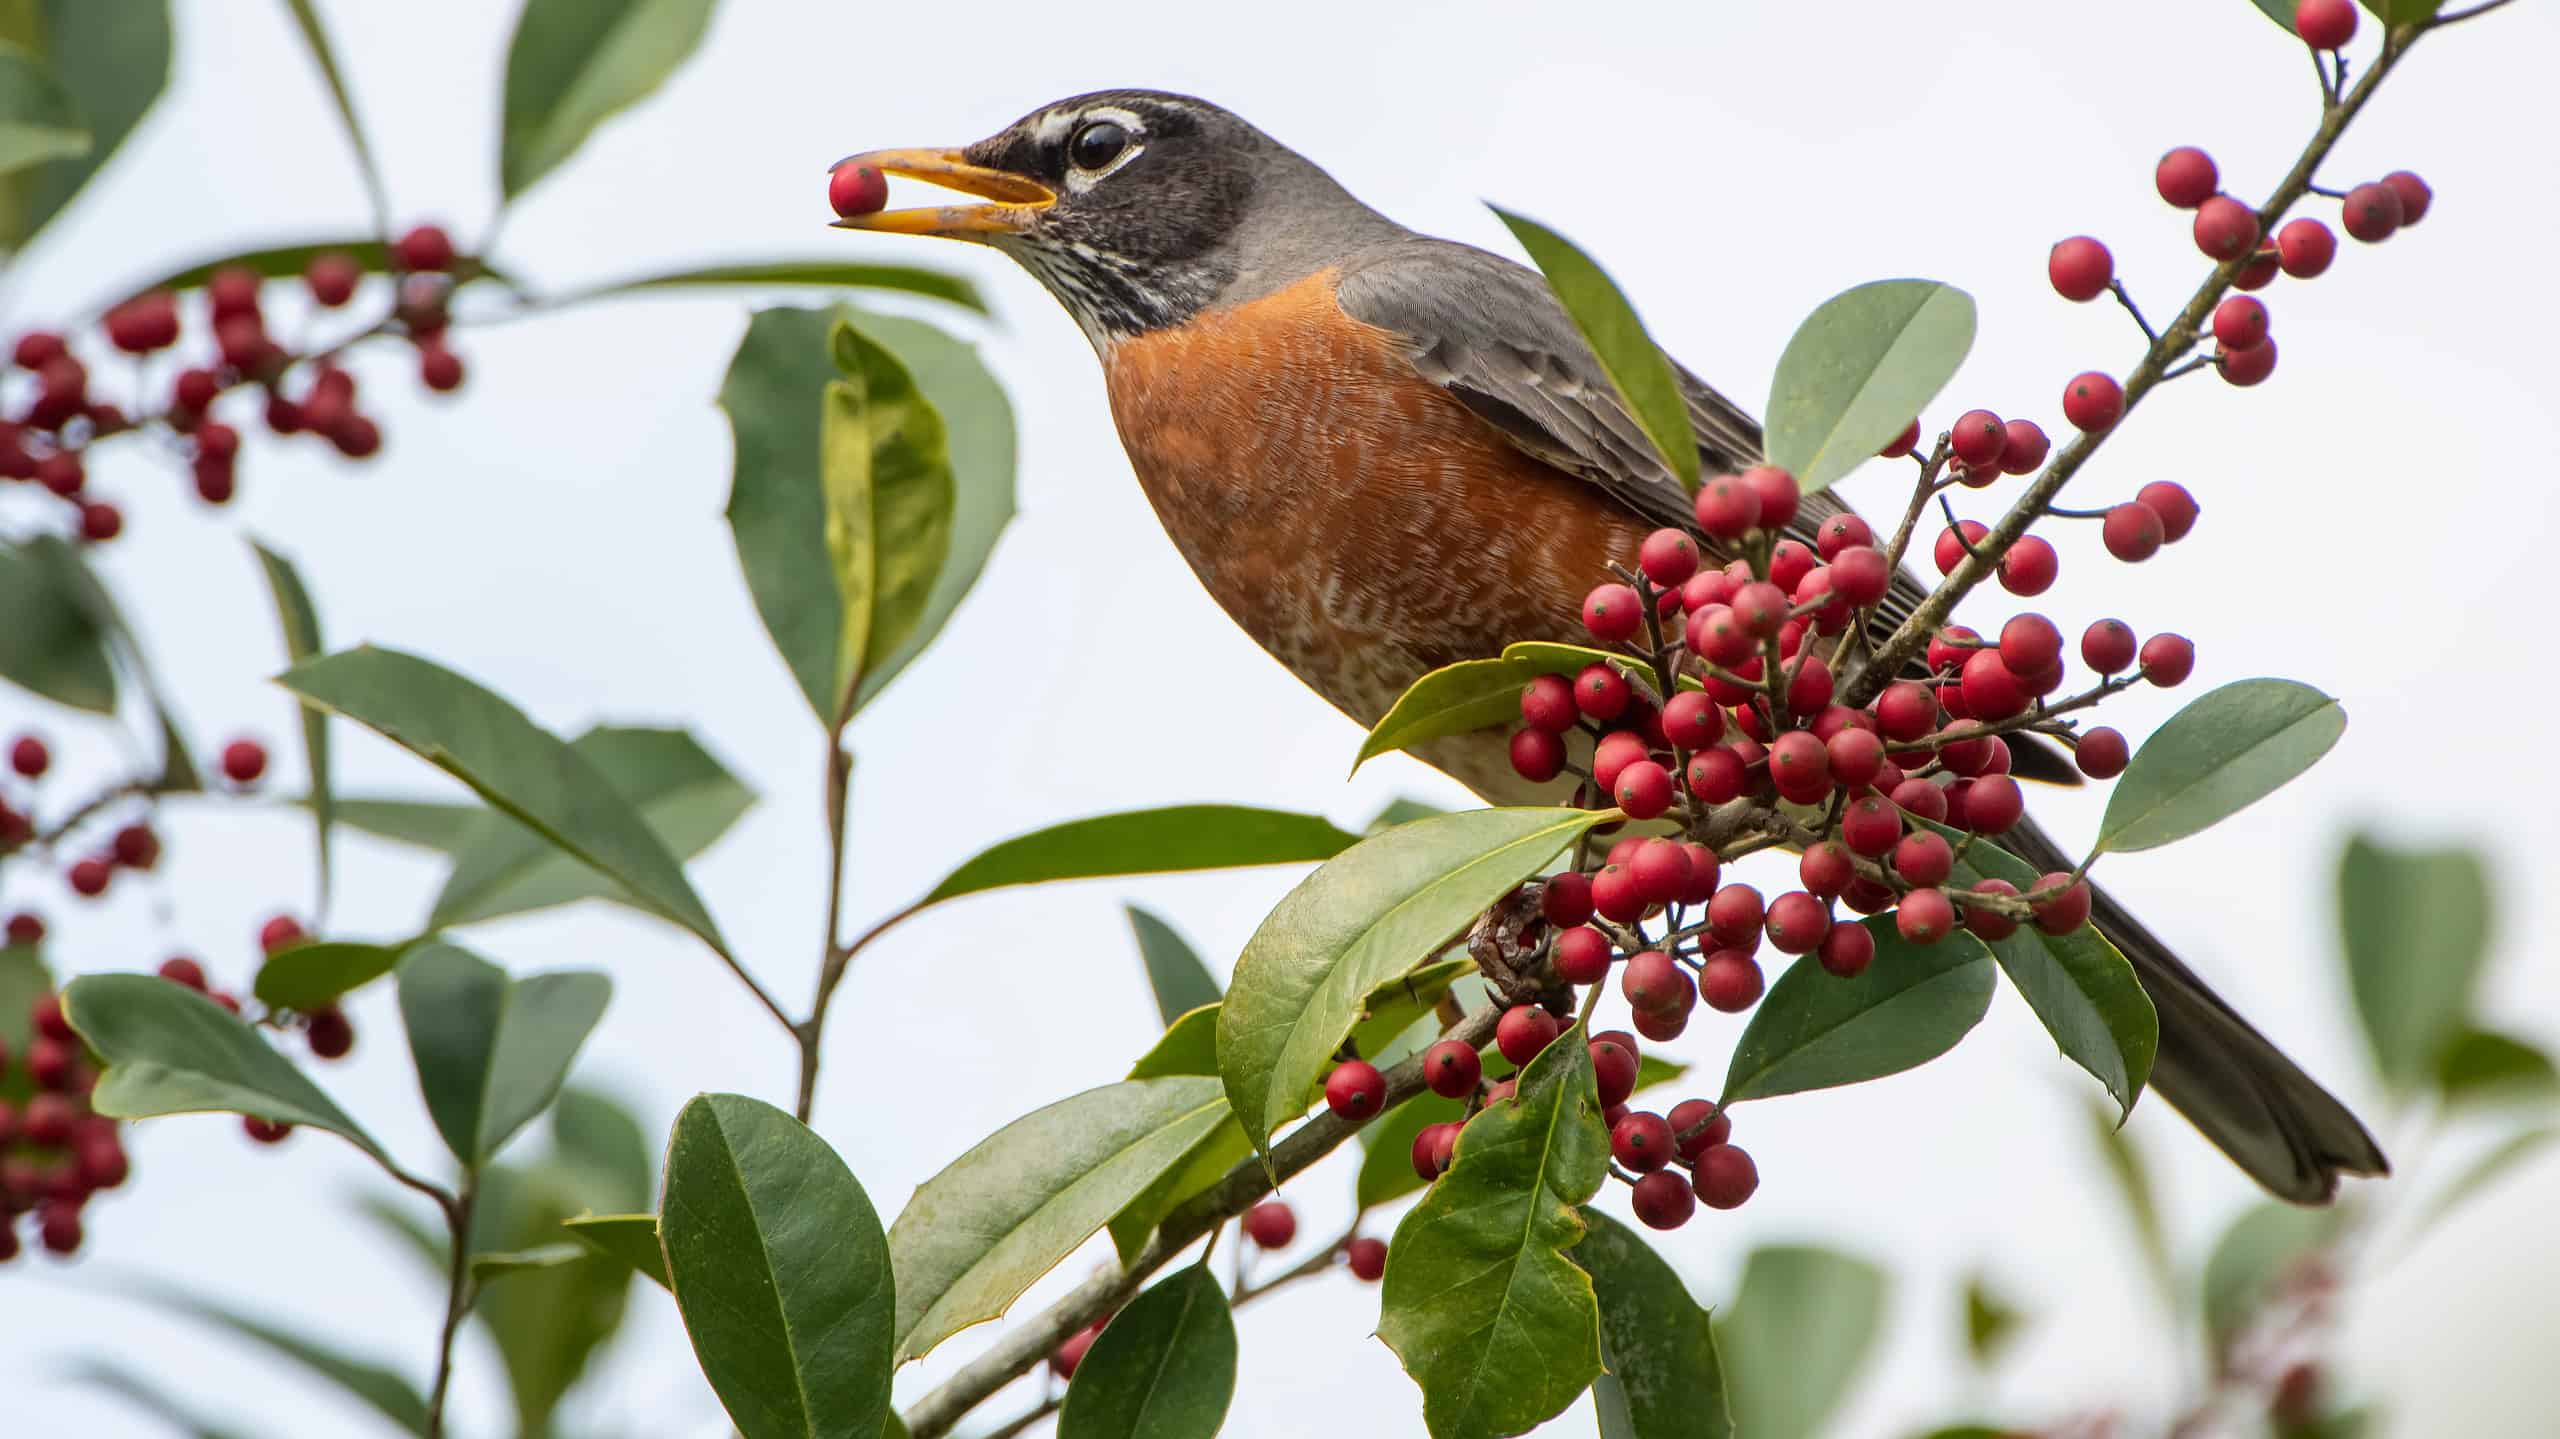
278,645,727,953
552,1085,654,1212
324,797,486,851
111,239,509,303
499,0,718,200
469,1160,639,1434
663,1093,895,1439
888,1076,1227,1363
2201,1202,2337,1359
0,41,89,176
0,0,169,252
2415,1126,2556,1237
1356,1088,1466,1211
1945,828,2156,1118
470,1242,589,1283
1722,921,1994,1103
63,1358,253,1439
1366,796,1449,833
395,943,610,1166
2096,680,2345,854
922,805,1360,907
353,1191,447,1278
1379,1025,1608,1439
1716,1245,1889,1439
1765,279,1977,495
123,1283,429,1436
0,536,117,712
0,942,57,1109
2250,0,2302,32
1354,656,1543,774
2363,0,2447,23
2339,834,2491,1092
1962,1275,2023,1368
565,1212,671,1290
2435,1027,2557,1109
1127,905,1221,1027
2085,1099,2177,1311
63,973,390,1165
252,540,333,914
822,319,954,717
1582,1208,1732,1439
253,939,409,1011
428,725,755,931
277,0,385,228
554,259,984,312
1058,1263,1236,1439
1220,807,1609,1158
1490,207,1699,490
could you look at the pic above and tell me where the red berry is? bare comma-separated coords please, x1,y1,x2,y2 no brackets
418,343,465,393
1879,418,1922,459
1613,759,1673,820
1553,926,1612,987
1660,691,1723,751
1412,1120,1461,1180
1875,682,1938,742
2232,249,2281,292
1798,841,1856,900
207,266,261,319
156,956,207,990
1825,728,1886,790
828,162,890,218
1520,674,1577,734
78,502,121,543
1495,1005,1561,1066
1243,1199,1297,1248
12,331,65,368
1576,664,1631,721
1813,514,1872,561
1620,951,1693,1016
2380,170,2431,226
1740,466,1799,531
1591,864,1646,924
1324,1059,1386,1120
34,451,82,497
1508,727,1566,783
1998,614,2063,676
1639,528,1700,587
2220,338,2278,387
1998,535,2058,597
38,1201,82,1255
67,857,111,897
2193,197,2261,262
1962,775,2024,834
1700,883,1761,947
1612,1111,1674,1172
1631,1169,1696,1230
305,251,362,306
1840,793,1903,856
172,368,220,416
220,739,268,785
1423,1038,1484,1099
2342,182,2403,243
1897,887,1958,944
9,735,47,779
1764,891,1832,955
2135,481,2200,542
24,1091,74,1143
1891,776,1950,824
394,224,456,273
1695,951,1760,1013
1590,1038,1640,1107
1693,473,1760,539
2102,502,2165,562
1934,520,1988,576
328,413,383,458
1818,921,1876,978
214,313,273,372
1959,650,2025,721
244,1115,293,1146
1677,843,1721,904
2140,632,2196,686
1542,873,1596,928
2295,0,2356,49
1685,748,1746,805
1346,1236,1388,1281
2212,296,2269,353
1727,581,1786,639
1625,839,1691,908
1965,879,2023,942
2047,237,2114,302
2277,218,2337,277
193,452,236,504
1667,1099,1729,1159
2156,147,2219,210
2082,618,2137,674
259,914,305,954
2076,726,2131,780
2062,372,2123,432
1583,582,1643,642
1693,1143,1759,1209
1950,410,2006,469
6,912,44,946
2031,873,2094,935
1893,831,1955,887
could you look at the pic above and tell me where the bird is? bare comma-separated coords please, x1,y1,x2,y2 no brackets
830,89,2386,1203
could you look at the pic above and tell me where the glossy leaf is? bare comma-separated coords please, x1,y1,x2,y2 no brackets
1946,828,2156,1118
1490,207,1700,489
1379,1027,1608,1439
395,943,610,1166
1722,921,1995,1103
1582,1208,1732,1439
1500,639,1693,692
663,1093,895,1439
2085,1100,2177,1310
923,805,1359,906
2200,1202,2336,1357
2338,834,2491,1091
554,259,984,312
1221,807,1609,1157
2435,1028,2557,1108
279,0,386,226
1057,1263,1237,1439
64,1359,253,1439
822,319,954,715
0,42,89,176
2416,1127,2556,1236
1716,1246,1889,1439
2096,679,2345,853
565,1213,672,1290
888,1076,1227,1363
1127,904,1221,1027
253,939,409,1011
0,0,169,251
1765,280,1976,495
0,536,117,712
278,645,726,952
1353,657,1542,774
500,0,719,200
62,973,389,1164
123,1283,429,1436
253,540,333,912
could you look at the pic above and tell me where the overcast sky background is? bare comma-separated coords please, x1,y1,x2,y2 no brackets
3,1,2556,1435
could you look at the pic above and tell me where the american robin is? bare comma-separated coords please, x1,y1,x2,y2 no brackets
833,90,2385,1202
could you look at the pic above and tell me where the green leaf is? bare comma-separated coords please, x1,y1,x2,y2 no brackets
822,319,955,716
1489,207,1699,490
1716,1245,1889,1439
470,1242,591,1283
0,0,169,252
1128,1004,1222,1080
122,1283,430,1436
61,973,390,1165
1962,1275,2024,1368
2338,834,2492,1091
2084,1100,2177,1311
2200,1202,2336,1358
63,1359,254,1439
278,0,386,228
394,943,610,1166
1220,807,1609,1158
1499,640,1692,691
1765,279,1977,495
2415,1126,2556,1236
552,1085,655,1212
277,645,727,953
2096,679,2345,853
0,536,117,712
1721,920,1995,1103
1366,796,1450,833
428,725,755,931
1945,828,2156,1118
0,942,56,1109
1356,1088,1468,1211
465,1160,639,1436
1354,657,1544,774
551,259,985,312
0,41,89,177
888,1076,1228,1363
325,796,489,851
721,305,1018,721
253,939,410,1011
111,239,511,303
2363,0,2448,24
922,804,1359,907
2249,0,2302,32
1378,1026,1609,1439
252,540,333,913
662,1092,896,1439
2434,1027,2557,1109
1104,1117,1251,1266
499,0,719,200
1058,1263,1237,1439
565,1212,672,1290
1581,1208,1732,1439
1127,904,1221,1027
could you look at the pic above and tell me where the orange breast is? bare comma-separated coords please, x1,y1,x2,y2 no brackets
1101,270,1647,761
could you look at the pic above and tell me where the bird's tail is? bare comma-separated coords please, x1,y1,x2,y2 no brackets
2001,815,2388,1204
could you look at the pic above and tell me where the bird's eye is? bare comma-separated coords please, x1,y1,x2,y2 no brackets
1068,120,1130,172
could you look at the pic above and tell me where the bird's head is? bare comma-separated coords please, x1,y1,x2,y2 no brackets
831,90,1392,348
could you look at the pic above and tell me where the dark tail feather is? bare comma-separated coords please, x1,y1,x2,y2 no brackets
2002,815,2389,1204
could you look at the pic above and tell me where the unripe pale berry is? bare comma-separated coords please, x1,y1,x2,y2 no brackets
1325,1059,1386,1119
2063,372,2124,432
2076,726,2130,779
2156,147,2219,209
2048,237,2113,302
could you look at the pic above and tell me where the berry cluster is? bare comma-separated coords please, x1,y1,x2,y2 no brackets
0,989,125,1260
1,731,270,906
0,225,468,538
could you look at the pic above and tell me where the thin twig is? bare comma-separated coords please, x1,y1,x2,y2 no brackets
423,1180,477,1438
795,741,855,1123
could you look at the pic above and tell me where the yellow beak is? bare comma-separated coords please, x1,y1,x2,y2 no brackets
827,148,1056,237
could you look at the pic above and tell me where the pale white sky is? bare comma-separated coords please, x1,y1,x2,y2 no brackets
4,2,2557,1435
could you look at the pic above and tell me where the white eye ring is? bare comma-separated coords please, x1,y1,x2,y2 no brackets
1061,106,1146,190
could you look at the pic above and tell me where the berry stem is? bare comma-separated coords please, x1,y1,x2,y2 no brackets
2107,279,2161,346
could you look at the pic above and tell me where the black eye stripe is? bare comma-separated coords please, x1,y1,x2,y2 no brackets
1068,119,1129,172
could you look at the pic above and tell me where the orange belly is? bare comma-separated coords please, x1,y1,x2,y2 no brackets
1100,271,1647,798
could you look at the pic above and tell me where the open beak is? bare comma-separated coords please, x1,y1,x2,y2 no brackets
828,148,1056,237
